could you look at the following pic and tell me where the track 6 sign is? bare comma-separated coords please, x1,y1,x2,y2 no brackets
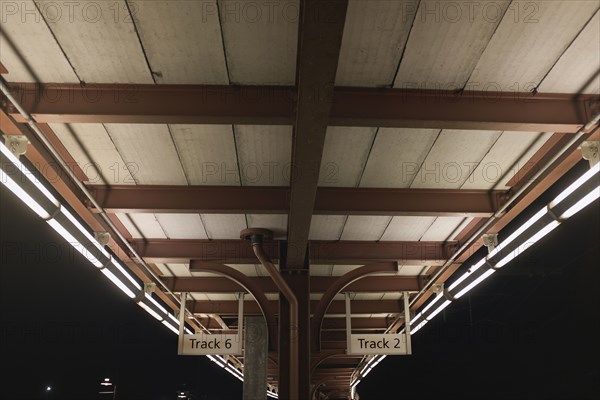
181,333,241,355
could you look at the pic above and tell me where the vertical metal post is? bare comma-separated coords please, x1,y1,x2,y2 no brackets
403,291,412,355
178,292,187,355
237,292,245,345
345,292,352,353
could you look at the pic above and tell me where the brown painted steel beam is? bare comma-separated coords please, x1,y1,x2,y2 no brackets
132,239,455,264
191,300,404,315
163,276,420,293
89,185,504,216
7,83,596,132
0,63,8,74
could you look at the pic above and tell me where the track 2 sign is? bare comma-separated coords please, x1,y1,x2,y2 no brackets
348,333,409,355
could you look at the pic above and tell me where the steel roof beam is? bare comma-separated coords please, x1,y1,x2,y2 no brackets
191,300,405,315
7,83,595,132
89,185,504,216
131,239,455,264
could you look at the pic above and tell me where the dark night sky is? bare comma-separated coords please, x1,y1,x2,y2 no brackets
1,160,599,400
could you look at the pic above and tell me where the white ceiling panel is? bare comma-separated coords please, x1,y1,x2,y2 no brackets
340,216,391,241
336,0,416,86
167,263,192,277
467,1,599,91
331,265,362,276
155,263,174,277
105,124,187,185
201,214,247,239
49,123,129,185
538,10,600,94
235,125,292,186
219,0,298,84
381,293,404,300
360,128,440,188
411,129,502,189
394,0,509,90
190,293,210,301
171,124,238,186
380,216,436,241
420,217,471,242
309,215,346,240
0,0,77,82
206,293,239,301
226,264,258,277
116,213,167,239
319,127,376,187
264,293,279,301
133,1,228,84
354,293,385,300
461,131,552,190
311,265,334,277
35,0,153,83
246,214,287,239
155,214,207,239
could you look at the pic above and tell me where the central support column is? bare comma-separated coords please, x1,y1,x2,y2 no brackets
243,316,268,400
278,242,311,400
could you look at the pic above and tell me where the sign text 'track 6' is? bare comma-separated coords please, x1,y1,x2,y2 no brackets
181,333,241,355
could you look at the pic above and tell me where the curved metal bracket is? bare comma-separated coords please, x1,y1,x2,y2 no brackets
311,261,398,352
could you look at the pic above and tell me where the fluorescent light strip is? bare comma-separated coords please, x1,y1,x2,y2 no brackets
454,269,495,299
560,186,600,219
111,259,142,290
47,219,104,267
495,221,560,268
162,320,179,335
168,313,180,326
184,327,193,335
0,141,59,206
138,301,163,321
101,268,136,298
409,312,422,326
62,207,110,260
267,391,279,398
425,299,451,321
550,162,599,208
419,293,445,316
1,169,52,219
145,293,168,315
448,258,486,291
488,207,547,259
410,319,428,335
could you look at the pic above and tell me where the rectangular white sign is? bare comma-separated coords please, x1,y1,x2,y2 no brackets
180,333,241,355
349,333,409,355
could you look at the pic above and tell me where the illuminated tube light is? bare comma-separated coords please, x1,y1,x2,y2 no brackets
1,169,54,219
47,219,104,267
424,299,451,321
410,319,428,335
454,269,495,299
267,391,279,398
168,313,180,326
138,301,163,321
550,162,599,208
162,320,179,335
487,207,547,259
447,258,487,291
495,221,561,269
145,293,168,315
184,327,193,334
0,141,59,207
101,268,136,298
62,207,110,260
560,186,600,219
111,259,142,290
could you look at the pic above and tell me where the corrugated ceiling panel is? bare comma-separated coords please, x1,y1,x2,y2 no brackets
538,10,600,94
235,125,292,186
354,293,384,300
264,293,279,301
171,124,238,185
461,131,552,190
201,214,247,239
35,0,153,83
381,293,403,300
168,263,192,277
331,265,362,276
311,265,334,277
467,1,598,90
190,271,218,277
226,264,258,277
319,127,376,187
0,0,77,82
309,215,346,240
190,293,210,301
206,294,238,301
340,216,391,241
117,213,166,239
394,0,509,90
336,0,416,86
246,214,287,239
133,1,228,84
380,216,436,241
105,124,187,185
155,263,173,277
410,130,502,189
49,123,129,185
420,217,471,242
219,0,298,84
155,214,207,239
360,128,439,188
